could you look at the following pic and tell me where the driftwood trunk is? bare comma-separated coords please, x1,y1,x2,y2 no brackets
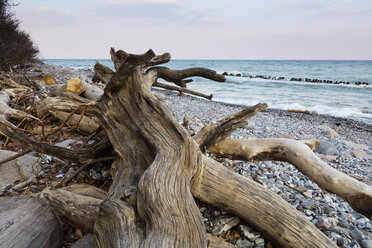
0,196,63,248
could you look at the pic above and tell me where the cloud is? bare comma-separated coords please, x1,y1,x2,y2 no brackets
277,0,352,10
91,0,217,25
107,0,177,5
16,6,75,26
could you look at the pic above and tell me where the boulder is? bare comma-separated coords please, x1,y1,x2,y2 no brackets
314,141,339,156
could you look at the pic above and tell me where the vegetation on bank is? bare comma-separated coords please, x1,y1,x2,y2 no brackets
0,0,38,70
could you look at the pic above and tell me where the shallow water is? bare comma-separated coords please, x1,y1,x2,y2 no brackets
44,59,372,124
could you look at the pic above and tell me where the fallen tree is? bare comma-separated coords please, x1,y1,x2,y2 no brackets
1,48,371,247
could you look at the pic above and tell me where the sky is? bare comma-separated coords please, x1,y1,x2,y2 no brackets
12,0,372,59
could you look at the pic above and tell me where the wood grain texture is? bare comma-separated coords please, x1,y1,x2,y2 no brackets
0,196,63,248
192,157,336,248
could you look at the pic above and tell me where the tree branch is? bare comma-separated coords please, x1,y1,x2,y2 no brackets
148,67,226,87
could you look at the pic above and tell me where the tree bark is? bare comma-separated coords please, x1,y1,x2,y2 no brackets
192,157,336,248
0,195,63,248
40,186,104,233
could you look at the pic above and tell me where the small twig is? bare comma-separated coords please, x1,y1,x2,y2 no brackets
12,176,35,190
23,73,40,91
78,126,103,151
0,149,31,166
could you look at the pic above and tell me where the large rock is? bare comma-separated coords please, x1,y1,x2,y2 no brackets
0,150,40,188
314,140,339,156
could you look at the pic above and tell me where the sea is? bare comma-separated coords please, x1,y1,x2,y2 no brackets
43,59,372,125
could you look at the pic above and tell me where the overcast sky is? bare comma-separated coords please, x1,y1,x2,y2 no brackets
13,0,372,59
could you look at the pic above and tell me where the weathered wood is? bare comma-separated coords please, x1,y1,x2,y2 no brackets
0,119,111,163
40,187,103,233
153,81,213,99
50,82,103,100
0,195,63,248
94,54,207,247
206,234,235,248
192,157,336,248
0,89,33,120
148,66,226,87
208,138,372,219
194,103,268,151
94,62,114,84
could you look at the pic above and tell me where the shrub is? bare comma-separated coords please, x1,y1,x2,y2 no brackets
0,0,39,70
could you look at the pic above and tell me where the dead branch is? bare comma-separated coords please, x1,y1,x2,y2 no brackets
148,66,226,87
194,103,268,151
153,81,213,100
208,138,372,219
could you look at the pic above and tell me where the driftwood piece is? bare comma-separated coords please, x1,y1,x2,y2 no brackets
0,119,111,163
40,187,102,233
148,66,225,87
208,138,372,219
153,81,213,99
194,103,268,151
50,82,103,100
0,90,34,120
94,62,114,84
0,195,63,248
192,157,336,248
49,110,100,133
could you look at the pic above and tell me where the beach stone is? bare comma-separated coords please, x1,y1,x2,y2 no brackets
302,199,317,209
322,130,340,137
236,238,253,248
211,216,240,234
361,240,372,248
351,150,370,159
314,140,339,156
239,225,253,237
317,125,334,132
89,169,102,181
254,237,265,248
72,234,94,248
343,141,368,151
55,139,75,148
337,237,347,246
303,191,312,198
351,229,365,241
315,218,331,229
0,150,40,188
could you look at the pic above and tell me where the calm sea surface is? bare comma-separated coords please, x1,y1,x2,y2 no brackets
44,59,372,124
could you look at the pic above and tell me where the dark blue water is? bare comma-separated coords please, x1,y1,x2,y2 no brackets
44,59,372,124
